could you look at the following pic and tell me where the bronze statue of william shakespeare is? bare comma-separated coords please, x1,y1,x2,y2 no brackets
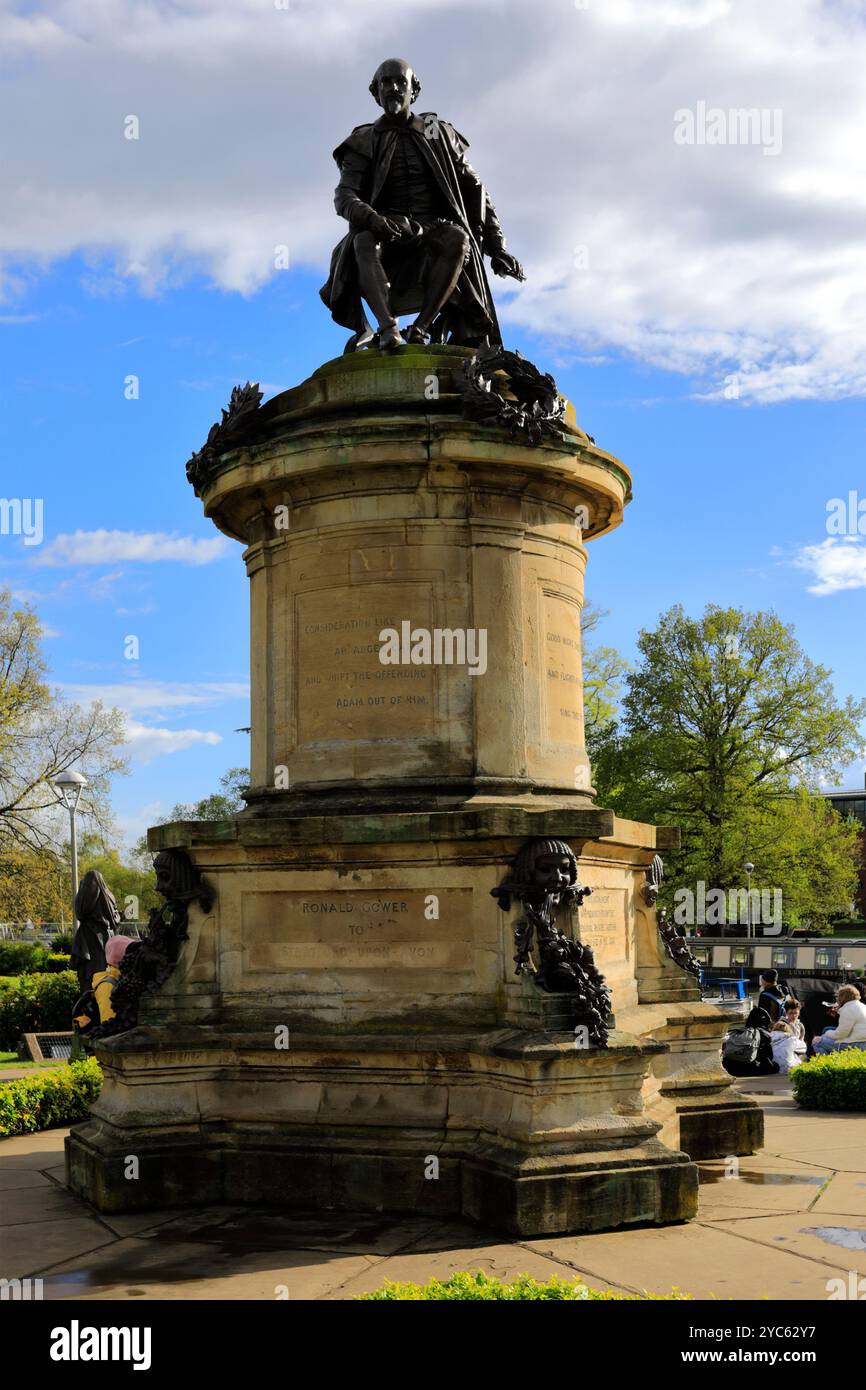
320,58,525,352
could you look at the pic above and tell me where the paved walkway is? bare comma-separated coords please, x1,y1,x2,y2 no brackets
0,1063,65,1083
1,1078,864,1300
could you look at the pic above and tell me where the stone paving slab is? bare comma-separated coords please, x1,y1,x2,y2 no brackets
809,1170,866,1216
522,1222,850,1301
769,1144,866,1172
716,1213,866,1275
695,1159,831,1213
0,1065,64,1083
697,1204,798,1223
43,1244,379,1302
0,1182,101,1228
1,1215,116,1281
0,1132,73,1169
0,1168,52,1192
126,1206,450,1257
324,1241,627,1300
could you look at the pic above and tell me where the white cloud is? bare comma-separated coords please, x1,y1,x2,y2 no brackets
34,530,231,567
2,0,865,402
60,679,247,763
125,720,222,764
60,680,250,715
791,537,866,596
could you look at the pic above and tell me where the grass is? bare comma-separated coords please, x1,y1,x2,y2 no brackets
0,1051,65,1071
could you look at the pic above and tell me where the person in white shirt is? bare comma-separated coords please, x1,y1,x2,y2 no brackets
770,1021,805,1073
782,999,806,1041
813,985,866,1055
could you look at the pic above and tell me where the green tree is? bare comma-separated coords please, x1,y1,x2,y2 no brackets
593,604,865,922
670,789,861,932
581,604,628,764
0,589,127,854
163,766,249,823
133,766,249,863
0,845,67,924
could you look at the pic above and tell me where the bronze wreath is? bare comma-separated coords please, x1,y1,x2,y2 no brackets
459,347,566,445
186,381,263,496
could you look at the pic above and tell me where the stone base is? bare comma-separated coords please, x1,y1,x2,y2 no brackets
66,1026,698,1237
67,809,759,1232
618,1000,765,1160
676,1095,764,1162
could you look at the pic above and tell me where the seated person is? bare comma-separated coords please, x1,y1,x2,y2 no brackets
770,1020,802,1073
813,985,866,1055
73,934,134,1037
757,969,786,1024
781,998,806,1041
722,1007,780,1076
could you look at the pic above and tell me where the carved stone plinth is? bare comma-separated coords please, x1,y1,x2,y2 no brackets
67,1023,697,1236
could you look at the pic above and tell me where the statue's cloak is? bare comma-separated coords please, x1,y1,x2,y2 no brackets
319,112,506,345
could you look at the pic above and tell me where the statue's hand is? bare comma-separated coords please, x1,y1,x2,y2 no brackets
369,212,411,241
491,251,526,281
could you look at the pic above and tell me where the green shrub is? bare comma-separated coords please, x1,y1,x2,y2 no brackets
0,942,70,975
0,941,40,975
0,971,79,1051
0,1058,102,1138
791,1048,866,1111
51,932,75,954
38,952,72,974
356,1271,691,1300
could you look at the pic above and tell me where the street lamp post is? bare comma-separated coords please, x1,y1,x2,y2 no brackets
52,771,89,930
744,860,755,940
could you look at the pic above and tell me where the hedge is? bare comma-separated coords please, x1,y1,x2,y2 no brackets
0,971,79,1051
0,941,72,975
356,1272,692,1300
0,1058,102,1138
791,1048,866,1111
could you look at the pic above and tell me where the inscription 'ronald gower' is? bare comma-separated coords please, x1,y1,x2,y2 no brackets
301,900,409,914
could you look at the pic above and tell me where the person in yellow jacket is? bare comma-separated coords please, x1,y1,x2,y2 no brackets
73,934,133,1031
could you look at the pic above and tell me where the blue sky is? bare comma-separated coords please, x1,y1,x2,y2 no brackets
1,0,864,849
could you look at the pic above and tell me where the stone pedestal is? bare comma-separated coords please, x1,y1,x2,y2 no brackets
66,347,760,1232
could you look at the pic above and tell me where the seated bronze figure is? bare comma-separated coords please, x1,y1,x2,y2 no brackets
320,57,525,352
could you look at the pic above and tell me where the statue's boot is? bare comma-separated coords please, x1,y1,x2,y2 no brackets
377,324,405,351
343,324,377,354
406,323,431,345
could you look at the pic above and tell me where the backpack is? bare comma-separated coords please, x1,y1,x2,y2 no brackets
759,989,784,1024
723,1027,760,1065
72,975,117,1036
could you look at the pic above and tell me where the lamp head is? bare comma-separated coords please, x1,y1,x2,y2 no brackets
52,769,88,812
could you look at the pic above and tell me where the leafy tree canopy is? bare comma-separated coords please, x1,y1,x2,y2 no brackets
0,589,127,855
591,604,865,929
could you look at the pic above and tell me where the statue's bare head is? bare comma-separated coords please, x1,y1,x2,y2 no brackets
369,58,420,118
